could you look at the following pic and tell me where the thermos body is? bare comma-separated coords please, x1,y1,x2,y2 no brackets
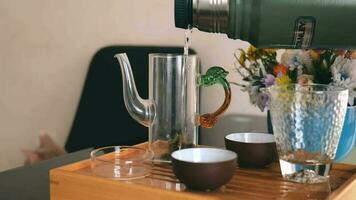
175,0,356,49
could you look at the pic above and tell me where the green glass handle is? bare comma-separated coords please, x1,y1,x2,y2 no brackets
198,66,232,128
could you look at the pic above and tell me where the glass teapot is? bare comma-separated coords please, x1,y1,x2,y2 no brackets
115,53,231,162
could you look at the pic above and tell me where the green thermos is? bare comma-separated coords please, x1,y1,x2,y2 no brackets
174,0,356,49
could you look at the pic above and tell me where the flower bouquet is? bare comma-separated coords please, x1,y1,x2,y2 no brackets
233,46,356,112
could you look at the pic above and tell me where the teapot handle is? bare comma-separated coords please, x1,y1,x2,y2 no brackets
198,66,231,128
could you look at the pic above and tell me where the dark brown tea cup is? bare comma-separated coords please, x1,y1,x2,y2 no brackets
171,148,237,191
225,133,278,168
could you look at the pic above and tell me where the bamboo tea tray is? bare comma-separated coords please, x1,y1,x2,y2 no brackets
50,143,356,200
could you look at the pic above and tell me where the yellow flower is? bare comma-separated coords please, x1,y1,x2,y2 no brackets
275,75,292,85
239,51,246,66
309,50,320,60
247,45,257,56
351,51,356,59
263,49,277,54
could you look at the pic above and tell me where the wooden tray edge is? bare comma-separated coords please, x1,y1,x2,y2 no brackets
327,173,356,200
50,167,225,200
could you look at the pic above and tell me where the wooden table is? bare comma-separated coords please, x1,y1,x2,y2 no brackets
50,144,356,200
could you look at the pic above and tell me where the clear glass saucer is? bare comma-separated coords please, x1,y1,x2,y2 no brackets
90,146,154,180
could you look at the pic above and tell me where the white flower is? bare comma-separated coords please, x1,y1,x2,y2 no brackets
242,85,267,111
281,50,312,74
243,85,259,106
331,56,356,105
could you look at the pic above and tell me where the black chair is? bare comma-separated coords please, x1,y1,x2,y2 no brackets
65,46,195,152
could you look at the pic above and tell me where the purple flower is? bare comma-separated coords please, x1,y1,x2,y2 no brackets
257,93,269,111
264,74,275,87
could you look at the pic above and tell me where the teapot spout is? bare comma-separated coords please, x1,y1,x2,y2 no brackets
114,53,155,127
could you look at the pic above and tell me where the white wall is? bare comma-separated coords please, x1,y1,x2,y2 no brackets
0,0,265,171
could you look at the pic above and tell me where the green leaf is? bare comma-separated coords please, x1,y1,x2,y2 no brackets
200,66,229,86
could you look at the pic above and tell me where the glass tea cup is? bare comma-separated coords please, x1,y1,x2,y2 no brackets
267,84,348,184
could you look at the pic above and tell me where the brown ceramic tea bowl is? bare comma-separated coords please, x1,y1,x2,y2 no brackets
225,133,278,168
171,148,237,191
